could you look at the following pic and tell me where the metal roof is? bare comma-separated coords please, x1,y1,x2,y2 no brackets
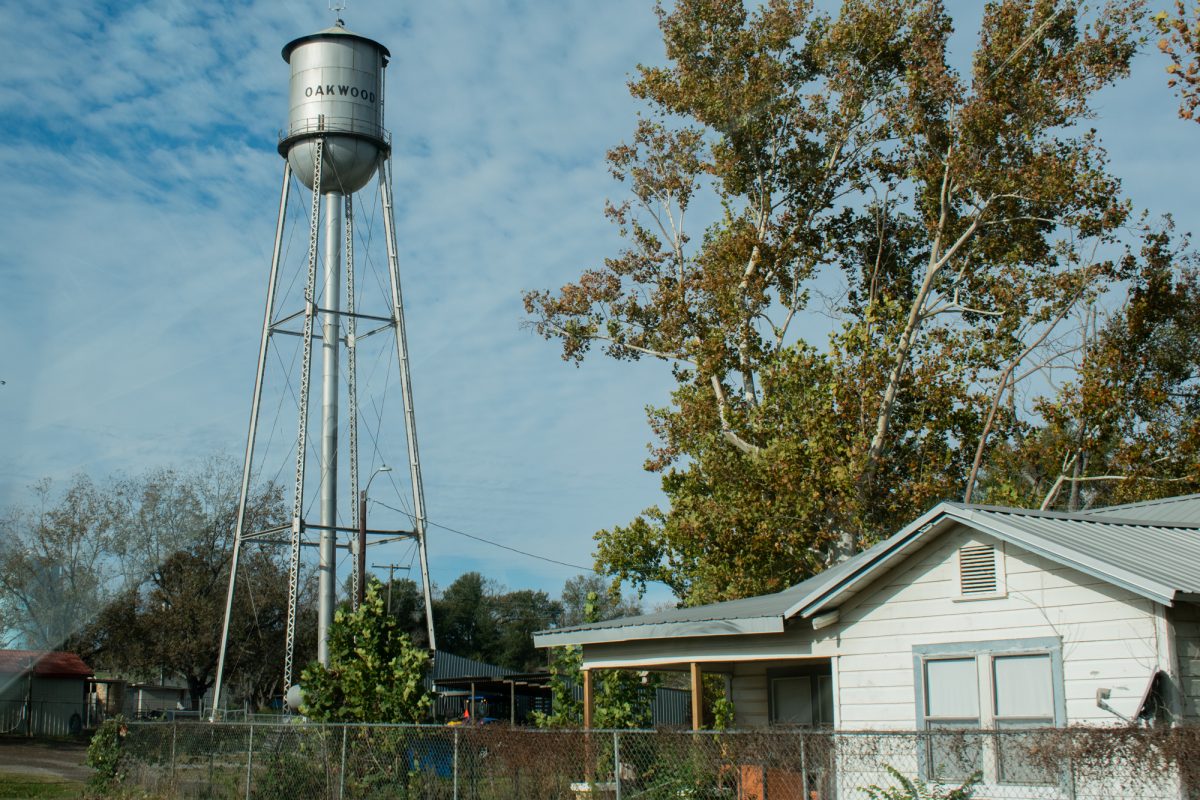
533,546,878,648
953,505,1200,602
536,495,1200,648
429,650,513,682
1084,493,1200,523
282,23,391,63
788,502,1200,616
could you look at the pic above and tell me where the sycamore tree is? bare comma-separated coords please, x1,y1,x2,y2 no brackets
977,228,1200,510
1157,2,1200,122
524,0,1172,603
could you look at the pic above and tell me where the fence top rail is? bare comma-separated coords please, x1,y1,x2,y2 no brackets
126,720,1176,737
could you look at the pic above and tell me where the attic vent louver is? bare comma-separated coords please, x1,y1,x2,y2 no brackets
959,544,998,596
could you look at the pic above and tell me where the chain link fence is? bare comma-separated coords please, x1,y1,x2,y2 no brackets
116,721,1200,799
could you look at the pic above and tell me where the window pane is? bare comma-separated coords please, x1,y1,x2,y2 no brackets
926,721,982,783
996,721,1056,785
817,675,834,726
994,654,1053,718
925,658,978,718
773,676,813,724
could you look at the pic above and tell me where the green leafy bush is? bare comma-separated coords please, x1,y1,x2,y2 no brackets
863,765,980,800
85,715,128,792
300,580,432,723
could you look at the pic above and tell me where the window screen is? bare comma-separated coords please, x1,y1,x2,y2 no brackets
917,643,1060,787
925,658,979,720
994,654,1055,784
817,675,834,726
924,658,981,782
772,676,813,725
994,654,1053,719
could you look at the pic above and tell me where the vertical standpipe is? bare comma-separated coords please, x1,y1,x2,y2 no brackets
318,193,342,666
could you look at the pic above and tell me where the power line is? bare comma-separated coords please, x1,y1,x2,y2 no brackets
369,499,598,573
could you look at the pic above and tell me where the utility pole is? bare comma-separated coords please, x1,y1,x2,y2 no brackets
356,466,392,609
370,563,410,615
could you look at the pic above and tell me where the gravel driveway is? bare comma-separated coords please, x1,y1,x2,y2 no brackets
0,737,91,782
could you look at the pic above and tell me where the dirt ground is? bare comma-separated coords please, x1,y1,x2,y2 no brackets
0,738,90,783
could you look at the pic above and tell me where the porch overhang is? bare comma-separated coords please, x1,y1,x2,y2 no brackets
533,614,786,648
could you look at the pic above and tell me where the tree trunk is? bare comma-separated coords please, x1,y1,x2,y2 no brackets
187,675,212,712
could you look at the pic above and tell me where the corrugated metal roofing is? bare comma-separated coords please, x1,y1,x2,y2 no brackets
430,650,513,682
1085,493,1200,523
536,493,1200,648
947,505,1200,603
533,545,878,647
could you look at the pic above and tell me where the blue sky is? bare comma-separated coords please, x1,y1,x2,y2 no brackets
1,1,1197,614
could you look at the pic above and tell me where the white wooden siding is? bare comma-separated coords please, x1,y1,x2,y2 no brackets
1171,601,1200,721
835,525,1163,729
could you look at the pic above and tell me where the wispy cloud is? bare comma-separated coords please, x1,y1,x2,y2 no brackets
1,1,1196,615
0,0,675,607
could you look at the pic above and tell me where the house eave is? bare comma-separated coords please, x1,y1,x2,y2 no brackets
532,615,786,648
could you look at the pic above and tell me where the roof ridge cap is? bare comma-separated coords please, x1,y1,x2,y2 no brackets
949,502,1199,528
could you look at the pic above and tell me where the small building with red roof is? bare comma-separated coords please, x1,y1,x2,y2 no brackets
0,650,92,736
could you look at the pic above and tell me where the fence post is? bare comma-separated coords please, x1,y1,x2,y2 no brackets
170,722,178,785
453,727,460,800
800,731,808,799
614,730,621,800
245,723,254,799
339,727,348,800
1067,744,1078,800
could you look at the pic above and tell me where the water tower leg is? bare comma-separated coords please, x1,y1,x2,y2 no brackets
378,157,437,652
318,190,342,667
284,139,325,691
344,194,362,610
212,161,292,719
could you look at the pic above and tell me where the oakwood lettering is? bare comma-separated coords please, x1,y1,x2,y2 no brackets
304,84,376,103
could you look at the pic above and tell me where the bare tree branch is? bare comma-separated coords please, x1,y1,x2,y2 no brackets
710,374,763,456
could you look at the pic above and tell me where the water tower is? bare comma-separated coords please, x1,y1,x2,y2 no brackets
212,14,436,714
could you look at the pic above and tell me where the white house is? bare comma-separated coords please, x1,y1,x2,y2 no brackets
534,495,1200,793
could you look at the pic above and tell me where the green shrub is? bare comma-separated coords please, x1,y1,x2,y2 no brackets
862,765,980,800
85,715,129,792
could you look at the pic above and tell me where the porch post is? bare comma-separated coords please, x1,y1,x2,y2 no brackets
583,669,594,729
690,662,703,731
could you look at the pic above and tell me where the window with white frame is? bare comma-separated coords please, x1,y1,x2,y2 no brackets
915,639,1063,786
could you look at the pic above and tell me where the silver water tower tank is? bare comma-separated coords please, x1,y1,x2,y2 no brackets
279,21,390,194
